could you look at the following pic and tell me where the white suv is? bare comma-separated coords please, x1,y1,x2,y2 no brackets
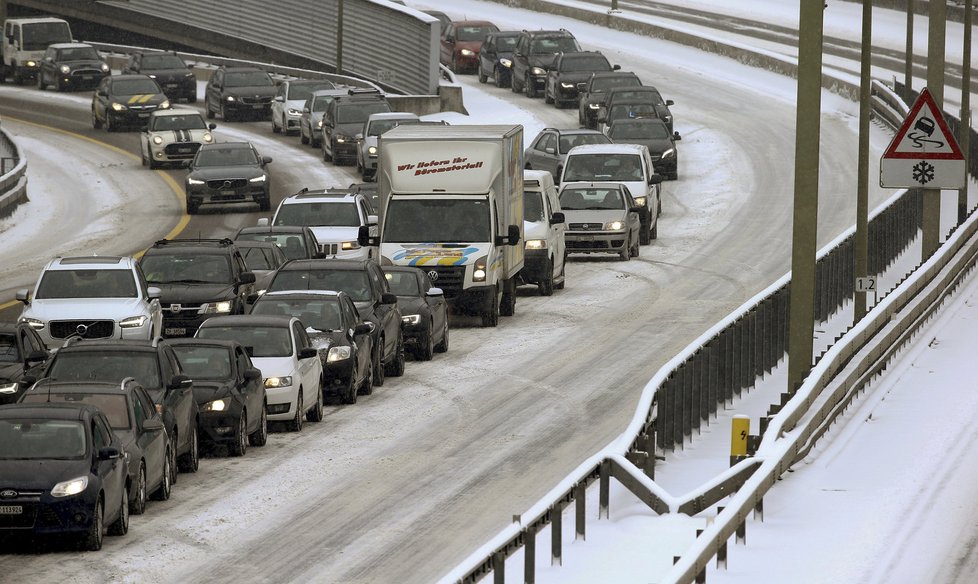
16,256,163,349
262,188,378,261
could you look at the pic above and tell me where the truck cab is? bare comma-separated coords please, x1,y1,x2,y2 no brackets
2,17,71,84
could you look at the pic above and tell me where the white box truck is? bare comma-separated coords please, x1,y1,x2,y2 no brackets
365,124,524,327
2,17,72,84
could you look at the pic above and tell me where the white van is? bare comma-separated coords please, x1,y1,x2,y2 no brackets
521,170,566,295
2,17,72,84
560,143,662,245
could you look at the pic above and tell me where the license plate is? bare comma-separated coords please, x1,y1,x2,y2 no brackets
177,147,192,153
165,84,178,89
220,190,237,196
138,113,150,118
0,506,22,514
164,327,186,336
252,104,264,109
82,75,94,81
580,235,595,241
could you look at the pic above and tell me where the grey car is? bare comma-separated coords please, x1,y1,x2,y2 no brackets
524,127,611,181
184,142,272,214
299,88,347,148
559,181,642,261
607,117,682,180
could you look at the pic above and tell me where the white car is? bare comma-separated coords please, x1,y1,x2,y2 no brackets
195,314,324,432
139,108,216,169
271,79,337,135
521,170,567,295
261,189,378,261
356,112,419,180
16,256,163,349
560,142,662,245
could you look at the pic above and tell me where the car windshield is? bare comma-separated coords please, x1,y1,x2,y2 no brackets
22,22,71,51
21,392,131,430
170,345,232,380
251,298,343,331
530,37,579,54
141,254,232,285
559,56,610,72
310,95,335,112
495,36,518,51
197,326,292,358
557,132,611,153
0,419,86,460
609,122,669,140
140,54,187,69
560,187,626,210
225,71,273,87
240,247,276,271
384,198,491,243
610,89,664,104
46,352,162,389
269,270,372,303
563,154,644,182
194,147,258,167
0,334,20,363
608,104,659,123
35,269,137,299
58,47,100,61
456,25,497,41
367,118,415,137
236,233,308,260
113,78,161,95
592,76,642,92
288,82,334,100
151,114,207,131
337,102,391,125
384,272,420,296
523,191,545,222
273,202,360,227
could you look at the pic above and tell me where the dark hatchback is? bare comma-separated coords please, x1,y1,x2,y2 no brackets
205,66,277,122
544,51,617,109
36,42,109,91
121,51,197,102
91,74,171,132
382,266,449,361
168,339,267,456
0,323,50,405
250,290,374,404
607,117,681,180
234,225,324,261
600,86,675,133
0,403,129,551
184,142,272,214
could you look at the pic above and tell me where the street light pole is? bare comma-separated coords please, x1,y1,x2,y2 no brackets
959,0,973,225
337,0,345,75
905,0,914,102
855,0,872,322
921,0,947,260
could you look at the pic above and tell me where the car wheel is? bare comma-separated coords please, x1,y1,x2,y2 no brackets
478,67,488,83
620,235,632,261
341,367,359,404
639,218,652,245
186,198,200,215
538,259,555,296
104,115,114,133
81,497,104,551
384,334,405,377
357,354,374,396
131,462,147,515
415,322,434,361
554,259,566,290
92,109,102,130
371,338,385,387
630,237,640,258
272,115,281,133
258,196,271,212
107,486,129,536
300,128,310,145
177,424,199,473
511,71,521,93
525,75,537,98
451,55,458,73
222,104,234,122
434,317,449,353
140,149,148,167
188,93,197,104
36,72,45,91
206,101,215,119
249,403,268,446
311,133,321,148
307,383,324,422
151,447,173,500
482,287,500,327
501,290,515,317
545,87,554,104
288,390,304,432
494,68,504,88
229,411,247,457
650,213,658,240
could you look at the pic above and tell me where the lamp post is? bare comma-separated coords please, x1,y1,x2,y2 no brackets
337,0,344,75
959,0,973,225
905,0,914,102
921,0,946,260
854,0,872,322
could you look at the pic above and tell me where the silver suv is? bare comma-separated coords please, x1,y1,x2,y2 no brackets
16,256,163,349
263,188,378,261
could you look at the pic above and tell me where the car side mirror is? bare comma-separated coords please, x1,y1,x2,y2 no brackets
142,418,165,432
98,446,121,461
244,367,262,380
673,132,682,141
209,123,217,130
426,287,444,297
544,146,555,155
612,64,621,71
256,217,270,227
649,174,663,185
19,374,36,387
380,292,397,305
168,374,192,391
302,106,310,113
274,96,284,102
298,347,318,360
25,350,48,366
366,214,378,226
15,289,31,304
140,125,148,132
666,99,674,106
576,82,586,91
629,206,644,214
549,211,565,225
147,286,162,300
238,272,257,284
246,292,260,304
262,156,273,164
353,322,373,335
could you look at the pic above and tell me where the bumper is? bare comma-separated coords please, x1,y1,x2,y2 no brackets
520,249,550,283
186,184,269,207
528,74,546,91
151,141,203,164
566,230,629,254
363,155,378,175
285,114,302,132
197,408,243,443
160,314,214,338
264,385,299,421
109,109,160,128
323,359,356,392
454,54,479,71
0,490,99,536
13,63,40,79
447,285,495,315
224,101,272,117
332,141,357,160
555,86,579,102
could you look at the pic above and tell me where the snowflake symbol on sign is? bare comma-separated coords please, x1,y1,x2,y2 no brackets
912,161,935,184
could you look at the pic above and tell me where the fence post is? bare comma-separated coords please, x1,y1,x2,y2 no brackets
493,550,505,584
524,525,536,584
575,484,586,541
551,503,562,566
599,460,610,519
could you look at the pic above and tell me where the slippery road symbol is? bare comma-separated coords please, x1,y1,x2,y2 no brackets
912,161,936,184
908,116,945,149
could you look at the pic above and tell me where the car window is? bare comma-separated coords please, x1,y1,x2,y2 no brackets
140,54,187,69
236,348,251,376
336,102,391,125
112,78,161,95
0,333,18,363
524,191,545,222
252,297,344,332
560,187,626,210
384,271,420,296
142,253,233,285
610,121,669,140
592,76,641,92
171,344,233,380
194,147,259,167
151,114,207,131
59,46,100,61
22,392,132,430
563,153,644,182
559,56,610,72
241,247,274,271
197,326,293,358
224,71,273,87
35,268,137,299
288,82,334,100
0,419,86,460
456,25,497,41
92,418,108,451
530,37,578,54
269,269,373,303
558,133,611,153
496,36,518,51
536,134,555,152
274,202,360,227
292,322,309,350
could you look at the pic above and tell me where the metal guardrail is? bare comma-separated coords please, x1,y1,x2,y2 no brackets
0,125,28,219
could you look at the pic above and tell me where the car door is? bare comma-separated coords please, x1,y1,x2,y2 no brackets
369,264,399,359
479,36,495,77
528,132,558,177
291,321,320,406
342,298,371,385
439,23,455,65
93,77,110,123
271,81,287,124
546,183,567,278
132,387,166,488
235,346,263,430
420,272,447,340
92,413,126,510
206,69,223,113
162,346,194,454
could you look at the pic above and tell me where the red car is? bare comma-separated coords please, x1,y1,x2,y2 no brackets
440,20,499,74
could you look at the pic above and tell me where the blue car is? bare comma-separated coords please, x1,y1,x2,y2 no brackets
0,403,129,550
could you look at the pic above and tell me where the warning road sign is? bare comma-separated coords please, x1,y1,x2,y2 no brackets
880,87,965,189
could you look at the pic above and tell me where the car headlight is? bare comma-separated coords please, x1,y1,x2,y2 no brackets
202,398,230,412
316,119,323,129
530,67,546,76
588,103,601,109
22,318,45,330
100,63,110,73
336,134,351,143
367,145,377,156
473,255,488,282
160,99,171,109
264,376,292,389
51,476,88,498
119,315,148,328
59,65,71,74
249,175,267,183
187,177,205,185
524,239,547,250
202,132,214,143
147,74,157,79
632,196,647,207
663,115,672,122
152,135,164,145
287,108,302,116
327,346,351,362
25,60,37,67
401,314,421,326
460,49,475,56
0,382,18,395
499,58,512,68
111,102,127,112
200,301,233,314
340,240,360,250
661,148,675,159
226,95,236,102
184,72,194,78
560,82,575,89
604,220,625,231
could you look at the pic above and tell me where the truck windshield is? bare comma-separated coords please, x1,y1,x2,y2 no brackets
22,22,71,51
384,199,491,243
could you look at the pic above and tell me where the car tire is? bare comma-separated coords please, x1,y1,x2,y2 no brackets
478,67,488,83
511,71,521,93
206,102,215,119
384,334,406,377
229,411,247,457
451,55,458,73
650,215,658,240
104,115,114,133
545,87,554,104
188,94,197,104
538,259,555,296
371,338,385,387
107,486,129,537
630,237,640,258
222,104,234,122
342,368,358,404
415,322,434,361
131,462,147,515
311,133,321,148
151,447,173,500
36,73,45,91
620,235,631,261
639,220,651,245
307,383,324,422
272,115,282,133
555,259,566,290
300,129,309,145
328,139,340,162
81,498,104,551
500,291,515,317
287,390,304,432
177,424,199,473
258,196,271,212
525,75,537,98
248,403,268,446
434,318,449,353
92,110,102,130
357,354,374,396
186,198,200,215
481,293,500,328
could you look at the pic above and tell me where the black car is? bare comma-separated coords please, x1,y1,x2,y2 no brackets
265,259,404,387
167,339,267,456
36,42,110,91
477,31,520,88
184,142,272,214
0,322,50,405
544,51,618,109
91,74,171,132
20,379,172,516
321,89,391,165
511,29,580,98
139,238,256,338
121,51,197,102
250,290,374,403
607,118,682,180
600,86,675,133
577,71,642,129
234,225,324,261
36,337,201,474
204,65,276,122
382,266,449,361
0,403,129,551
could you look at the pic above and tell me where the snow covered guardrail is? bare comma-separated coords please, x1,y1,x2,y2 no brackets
0,124,28,219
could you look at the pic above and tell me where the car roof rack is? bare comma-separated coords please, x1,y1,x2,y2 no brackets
120,376,137,390
61,335,84,349
153,238,235,247
347,87,383,96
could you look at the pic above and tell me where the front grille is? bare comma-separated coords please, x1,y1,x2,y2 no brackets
569,223,604,231
206,178,248,190
128,104,157,112
162,303,202,316
0,503,36,528
567,240,623,251
70,68,101,78
164,142,201,158
423,265,464,296
319,243,339,256
36,506,64,529
240,96,272,105
49,320,114,340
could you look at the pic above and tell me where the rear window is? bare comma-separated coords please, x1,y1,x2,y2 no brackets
196,326,293,358
46,351,162,389
21,392,131,430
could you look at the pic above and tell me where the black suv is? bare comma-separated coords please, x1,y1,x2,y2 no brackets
139,239,256,338
577,71,642,128
511,29,580,98
265,259,404,387
204,66,276,122
0,322,50,404
234,225,323,261
544,51,617,109
184,141,272,214
321,89,391,165
121,51,197,102
33,337,201,474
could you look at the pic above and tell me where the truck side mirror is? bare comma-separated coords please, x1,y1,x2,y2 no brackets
649,174,663,185
498,224,521,246
357,225,378,247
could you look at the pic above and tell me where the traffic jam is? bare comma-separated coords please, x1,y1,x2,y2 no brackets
0,13,679,551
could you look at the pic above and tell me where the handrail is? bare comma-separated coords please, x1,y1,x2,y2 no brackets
0,124,28,219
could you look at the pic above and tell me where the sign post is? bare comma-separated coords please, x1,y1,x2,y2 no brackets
880,87,965,190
